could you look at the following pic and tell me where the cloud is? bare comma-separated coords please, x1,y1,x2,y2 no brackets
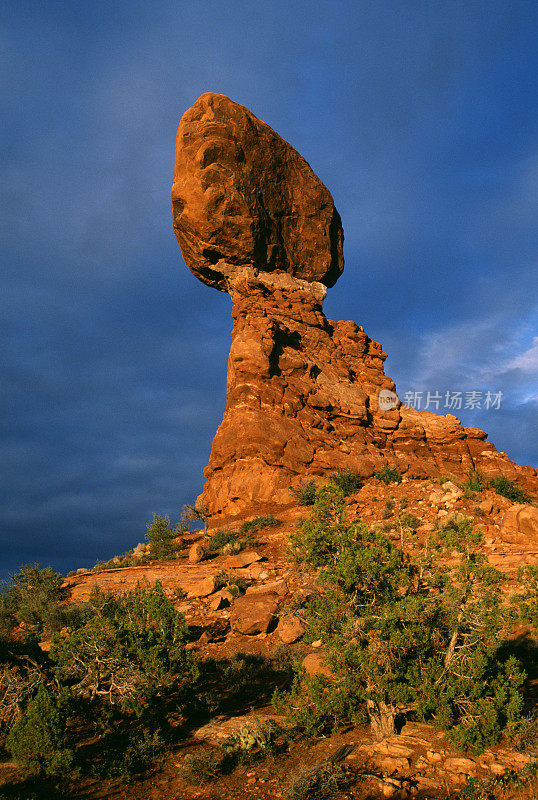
506,337,538,374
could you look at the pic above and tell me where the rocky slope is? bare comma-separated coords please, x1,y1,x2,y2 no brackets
61,476,538,799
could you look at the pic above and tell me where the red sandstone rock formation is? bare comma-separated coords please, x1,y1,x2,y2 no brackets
172,93,537,523
171,92,343,290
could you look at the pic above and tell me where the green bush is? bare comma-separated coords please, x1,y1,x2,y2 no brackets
222,719,283,763
513,711,538,753
328,469,363,496
240,515,280,534
288,484,346,569
91,727,165,779
488,476,530,503
464,471,486,493
374,464,402,484
277,482,526,749
145,514,181,560
399,513,420,531
5,686,74,776
206,528,240,553
382,499,395,519
290,479,317,506
0,565,71,637
50,581,198,713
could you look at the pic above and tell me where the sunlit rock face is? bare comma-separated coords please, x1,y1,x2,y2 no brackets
172,94,537,523
171,92,344,291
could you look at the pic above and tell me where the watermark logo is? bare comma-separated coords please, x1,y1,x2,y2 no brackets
377,389,503,412
401,390,503,411
378,389,399,411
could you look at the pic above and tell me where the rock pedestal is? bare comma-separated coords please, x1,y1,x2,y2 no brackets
199,268,535,521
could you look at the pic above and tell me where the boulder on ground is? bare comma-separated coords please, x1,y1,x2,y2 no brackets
229,592,278,635
188,541,205,563
276,615,305,644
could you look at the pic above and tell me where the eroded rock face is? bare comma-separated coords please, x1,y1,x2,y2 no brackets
198,268,536,521
171,95,537,524
171,92,344,290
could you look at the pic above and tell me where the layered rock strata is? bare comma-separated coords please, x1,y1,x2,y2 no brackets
199,267,535,520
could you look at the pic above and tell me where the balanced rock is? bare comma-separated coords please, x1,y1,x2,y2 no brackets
171,96,538,524
171,92,344,291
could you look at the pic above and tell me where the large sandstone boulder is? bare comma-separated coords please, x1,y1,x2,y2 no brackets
229,591,278,635
171,92,344,291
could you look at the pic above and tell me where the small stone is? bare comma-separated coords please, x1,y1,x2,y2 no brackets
444,757,478,776
311,639,322,648
188,542,205,563
380,756,411,774
276,615,305,644
187,576,216,598
210,589,234,610
223,551,264,569
442,481,461,495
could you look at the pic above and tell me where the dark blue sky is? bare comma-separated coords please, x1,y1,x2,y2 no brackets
1,0,537,580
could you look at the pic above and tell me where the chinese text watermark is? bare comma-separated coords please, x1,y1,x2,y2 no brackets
378,389,503,412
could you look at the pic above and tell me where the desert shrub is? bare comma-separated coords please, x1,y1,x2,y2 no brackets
0,660,44,731
328,469,363,496
240,515,280,534
399,513,420,530
488,476,530,503
223,719,284,763
205,528,249,554
206,528,237,552
454,763,538,800
145,514,181,559
374,464,402,484
0,565,74,637
290,479,317,506
277,484,526,750
182,749,225,784
382,499,395,519
5,686,74,776
516,565,538,627
49,581,198,712
273,665,366,737
91,727,165,779
182,502,208,534
285,761,351,800
464,471,486,493
513,710,538,753
288,484,346,568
